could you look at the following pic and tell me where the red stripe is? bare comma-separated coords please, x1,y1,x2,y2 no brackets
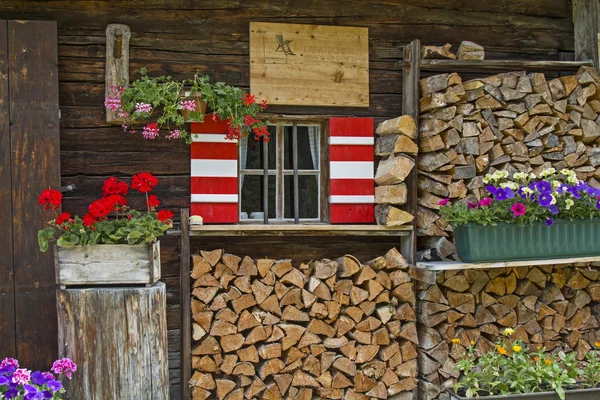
191,203,238,223
191,177,238,194
330,117,373,137
191,142,238,160
191,115,228,134
330,204,374,223
330,145,374,162
330,179,374,196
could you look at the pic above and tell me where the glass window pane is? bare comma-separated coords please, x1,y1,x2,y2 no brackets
241,126,276,170
283,175,319,219
283,125,319,170
240,175,276,220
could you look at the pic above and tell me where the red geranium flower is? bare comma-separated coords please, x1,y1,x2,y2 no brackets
157,209,173,224
56,212,71,225
102,177,129,197
82,213,97,227
132,172,158,193
38,189,62,210
148,195,160,208
242,93,255,106
260,99,268,110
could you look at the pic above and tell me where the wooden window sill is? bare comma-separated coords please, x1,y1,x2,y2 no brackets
417,256,600,271
169,224,412,237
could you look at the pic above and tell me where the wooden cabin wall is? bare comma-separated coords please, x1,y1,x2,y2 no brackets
0,1,575,398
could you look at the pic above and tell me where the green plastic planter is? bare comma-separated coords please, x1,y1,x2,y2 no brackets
454,219,600,263
449,388,600,400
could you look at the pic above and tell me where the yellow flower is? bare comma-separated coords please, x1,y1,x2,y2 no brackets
595,342,600,348
451,338,461,344
470,341,475,346
503,328,515,336
497,346,507,355
545,359,552,366
513,345,522,352
534,356,539,362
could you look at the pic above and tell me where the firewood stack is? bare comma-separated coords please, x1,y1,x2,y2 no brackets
416,264,600,400
374,115,417,227
189,248,418,400
417,66,600,241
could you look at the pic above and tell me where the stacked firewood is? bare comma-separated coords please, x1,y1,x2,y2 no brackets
374,115,417,227
189,248,418,400
417,67,600,239
416,264,600,400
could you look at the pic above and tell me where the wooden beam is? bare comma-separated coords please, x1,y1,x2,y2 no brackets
418,255,600,271
179,208,191,400
573,0,600,69
9,20,60,369
0,19,16,359
401,39,420,265
188,224,412,237
105,24,130,123
420,59,593,72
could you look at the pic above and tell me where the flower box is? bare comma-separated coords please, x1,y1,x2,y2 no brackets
55,242,161,287
449,388,600,400
454,218,600,263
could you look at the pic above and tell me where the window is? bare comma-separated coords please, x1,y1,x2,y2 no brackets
239,120,326,223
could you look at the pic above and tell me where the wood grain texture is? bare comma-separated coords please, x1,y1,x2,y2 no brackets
179,209,191,400
0,19,15,358
105,24,130,122
56,242,161,286
57,283,169,400
573,0,600,69
9,20,60,369
250,22,369,107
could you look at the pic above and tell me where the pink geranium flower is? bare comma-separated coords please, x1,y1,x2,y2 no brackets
511,203,527,217
438,198,449,206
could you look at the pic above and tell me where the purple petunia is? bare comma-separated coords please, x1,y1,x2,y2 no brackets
536,180,552,193
46,379,62,392
495,188,509,200
548,205,559,215
567,186,581,199
485,185,498,195
4,388,19,399
538,192,553,207
0,375,8,385
596,200,600,210
545,218,554,226
30,371,46,386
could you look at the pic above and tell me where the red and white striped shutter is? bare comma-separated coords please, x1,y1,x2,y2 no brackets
190,117,239,223
329,117,375,223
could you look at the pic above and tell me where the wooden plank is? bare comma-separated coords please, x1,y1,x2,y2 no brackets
179,208,191,400
104,24,130,123
0,19,16,358
420,59,593,72
188,224,412,237
418,255,600,271
250,22,369,107
9,20,60,369
573,0,600,69
57,283,169,398
401,40,420,265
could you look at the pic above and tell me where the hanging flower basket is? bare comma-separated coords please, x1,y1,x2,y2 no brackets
439,168,600,263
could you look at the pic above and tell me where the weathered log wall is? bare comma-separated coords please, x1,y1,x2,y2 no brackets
0,1,576,397
416,264,600,400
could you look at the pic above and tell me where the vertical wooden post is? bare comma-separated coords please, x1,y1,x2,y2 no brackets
0,19,16,359
401,39,420,265
179,209,191,400
9,20,60,369
573,0,600,69
105,24,130,123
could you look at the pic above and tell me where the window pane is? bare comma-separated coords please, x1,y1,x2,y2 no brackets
241,126,277,170
283,125,319,170
283,175,319,219
240,175,276,220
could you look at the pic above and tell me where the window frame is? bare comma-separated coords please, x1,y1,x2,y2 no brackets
238,117,330,224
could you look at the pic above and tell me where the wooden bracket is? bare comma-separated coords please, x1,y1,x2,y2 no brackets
105,24,130,123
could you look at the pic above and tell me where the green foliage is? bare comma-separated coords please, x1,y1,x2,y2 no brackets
454,331,599,399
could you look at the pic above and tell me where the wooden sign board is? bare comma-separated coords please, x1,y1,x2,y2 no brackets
250,22,369,107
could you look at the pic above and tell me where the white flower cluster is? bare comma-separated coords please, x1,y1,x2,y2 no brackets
560,168,579,185
538,167,556,178
483,170,509,184
500,182,519,190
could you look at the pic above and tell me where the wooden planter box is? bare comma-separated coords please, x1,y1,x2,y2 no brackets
55,242,161,287
454,219,600,263
450,388,600,400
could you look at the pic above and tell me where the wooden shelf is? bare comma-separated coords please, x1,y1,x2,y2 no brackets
176,224,412,237
419,59,593,72
418,255,600,271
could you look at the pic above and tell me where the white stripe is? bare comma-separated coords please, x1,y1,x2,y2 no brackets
329,136,374,145
191,194,239,203
330,195,374,204
330,161,374,179
192,134,238,143
191,159,238,177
